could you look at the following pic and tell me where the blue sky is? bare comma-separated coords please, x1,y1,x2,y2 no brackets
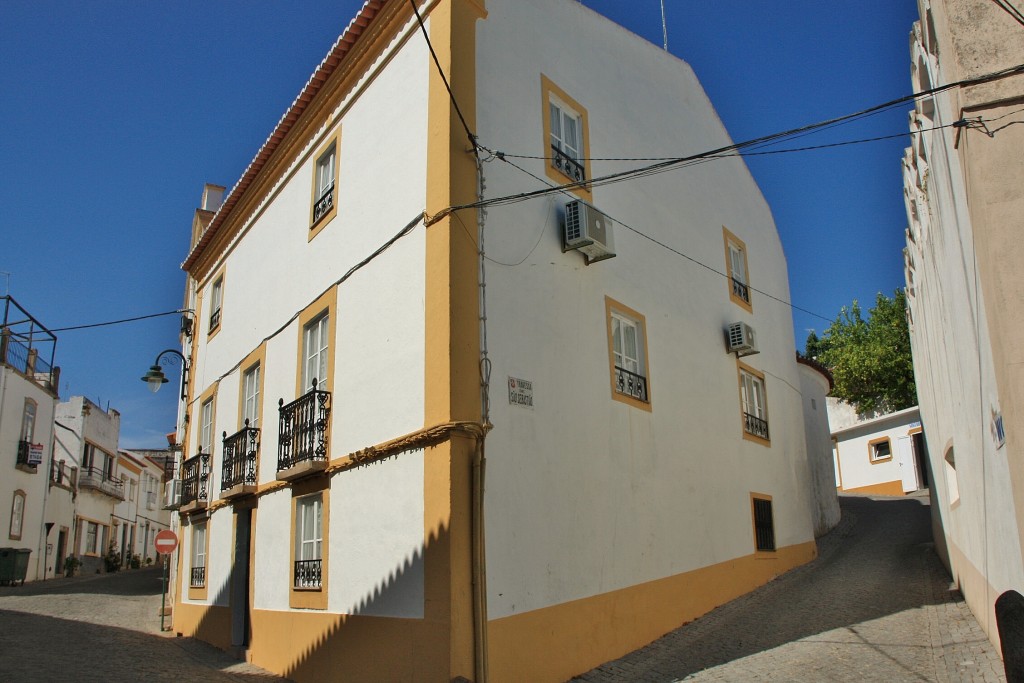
0,0,919,446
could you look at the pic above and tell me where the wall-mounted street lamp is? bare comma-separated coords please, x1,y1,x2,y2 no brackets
141,349,189,401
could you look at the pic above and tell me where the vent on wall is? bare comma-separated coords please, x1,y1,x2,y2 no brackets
563,199,616,264
726,322,759,357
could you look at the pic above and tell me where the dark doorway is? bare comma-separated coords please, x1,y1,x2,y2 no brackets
913,431,929,488
230,507,252,650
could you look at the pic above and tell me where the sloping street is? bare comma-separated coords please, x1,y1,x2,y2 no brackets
575,493,1004,682
0,566,286,682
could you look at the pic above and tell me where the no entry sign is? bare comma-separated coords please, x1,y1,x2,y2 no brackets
154,530,178,555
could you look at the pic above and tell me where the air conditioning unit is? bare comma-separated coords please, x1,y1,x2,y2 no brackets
563,199,616,264
163,479,182,510
726,322,759,357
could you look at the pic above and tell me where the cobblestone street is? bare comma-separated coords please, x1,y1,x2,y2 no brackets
0,566,287,682
575,493,1005,683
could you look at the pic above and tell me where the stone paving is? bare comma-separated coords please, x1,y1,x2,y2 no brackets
574,493,1005,683
0,565,288,682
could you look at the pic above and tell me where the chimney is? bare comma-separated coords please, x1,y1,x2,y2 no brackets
201,184,226,212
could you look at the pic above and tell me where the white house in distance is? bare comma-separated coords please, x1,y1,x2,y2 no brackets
55,396,125,574
828,399,927,497
903,0,1024,649
166,1,830,681
115,450,172,567
0,296,62,583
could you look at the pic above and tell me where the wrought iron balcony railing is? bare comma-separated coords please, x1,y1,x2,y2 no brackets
180,450,210,508
222,421,259,491
551,145,585,183
312,182,335,224
294,559,322,589
79,467,125,499
190,566,206,588
209,307,221,330
15,440,31,467
278,382,331,472
743,412,770,441
614,366,649,402
732,277,750,304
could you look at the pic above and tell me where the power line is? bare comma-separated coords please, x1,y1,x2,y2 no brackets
991,0,1024,27
409,0,477,148
50,309,186,333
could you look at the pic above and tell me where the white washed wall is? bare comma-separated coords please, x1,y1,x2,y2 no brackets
477,0,814,617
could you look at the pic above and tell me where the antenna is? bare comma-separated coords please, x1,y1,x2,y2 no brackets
660,0,668,51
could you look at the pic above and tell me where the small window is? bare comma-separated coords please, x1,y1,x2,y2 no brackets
83,443,95,471
739,364,770,443
190,523,207,588
200,398,214,455
243,364,261,428
85,522,99,555
209,276,223,333
20,399,36,443
294,493,323,589
310,133,340,235
9,491,25,540
302,314,330,392
723,227,752,311
751,495,776,552
541,75,591,199
869,437,892,462
605,297,651,408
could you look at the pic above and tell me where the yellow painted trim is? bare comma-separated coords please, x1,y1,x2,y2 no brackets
604,295,653,411
540,74,593,202
488,540,817,683
117,458,142,476
749,491,776,554
722,226,753,313
308,127,342,241
908,426,923,435
868,436,893,464
423,1,485,680
206,266,226,342
289,476,330,610
187,519,210,601
197,382,219,459
294,288,338,397
736,359,770,447
841,480,906,496
236,343,267,431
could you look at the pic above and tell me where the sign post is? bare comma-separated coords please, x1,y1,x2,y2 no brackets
154,530,178,633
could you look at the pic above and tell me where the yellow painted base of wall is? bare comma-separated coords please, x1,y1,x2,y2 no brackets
174,601,448,683
487,540,818,683
839,480,906,496
948,540,1002,653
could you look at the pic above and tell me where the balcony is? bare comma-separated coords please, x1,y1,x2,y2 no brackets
79,467,125,500
743,412,770,441
209,307,221,330
294,559,322,590
221,421,259,499
312,182,335,224
180,450,210,514
732,277,750,304
49,460,75,489
277,383,331,482
551,145,585,184
614,366,649,403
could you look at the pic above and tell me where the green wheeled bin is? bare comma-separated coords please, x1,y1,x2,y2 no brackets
0,547,31,585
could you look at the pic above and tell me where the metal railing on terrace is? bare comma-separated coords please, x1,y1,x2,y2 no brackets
79,467,125,499
181,450,210,508
0,296,58,390
222,421,259,491
278,382,331,472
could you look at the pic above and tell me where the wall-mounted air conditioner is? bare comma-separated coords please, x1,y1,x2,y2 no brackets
726,322,759,357
563,199,616,264
163,479,182,510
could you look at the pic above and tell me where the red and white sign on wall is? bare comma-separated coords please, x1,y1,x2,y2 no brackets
154,530,178,555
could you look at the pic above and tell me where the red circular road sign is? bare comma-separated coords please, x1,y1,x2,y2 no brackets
154,530,178,555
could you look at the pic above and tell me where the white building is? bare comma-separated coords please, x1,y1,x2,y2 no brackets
0,296,62,583
55,396,125,574
828,399,927,497
167,1,826,680
903,0,1024,649
115,450,172,567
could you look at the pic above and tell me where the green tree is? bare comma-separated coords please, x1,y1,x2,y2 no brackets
804,330,829,359
817,289,916,414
